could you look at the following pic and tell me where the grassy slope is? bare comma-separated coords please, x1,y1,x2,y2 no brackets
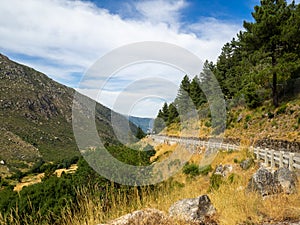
20,141,298,225
162,95,300,143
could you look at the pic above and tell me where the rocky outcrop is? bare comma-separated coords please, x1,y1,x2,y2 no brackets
169,195,216,223
274,168,298,194
248,168,281,196
255,139,300,153
214,164,232,177
247,167,298,196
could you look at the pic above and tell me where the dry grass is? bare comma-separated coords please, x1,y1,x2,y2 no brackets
2,147,300,225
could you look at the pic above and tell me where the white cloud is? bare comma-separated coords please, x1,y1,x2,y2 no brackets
135,0,188,28
0,0,241,117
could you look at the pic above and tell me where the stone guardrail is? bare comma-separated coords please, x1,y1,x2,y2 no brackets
150,135,300,171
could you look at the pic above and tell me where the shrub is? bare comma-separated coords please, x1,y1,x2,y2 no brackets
268,112,274,119
276,104,287,115
182,163,200,177
198,165,213,176
204,121,211,127
245,115,251,122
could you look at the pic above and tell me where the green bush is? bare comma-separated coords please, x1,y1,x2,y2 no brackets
245,115,251,122
183,163,200,177
198,165,213,176
204,121,211,127
268,112,274,119
276,104,287,115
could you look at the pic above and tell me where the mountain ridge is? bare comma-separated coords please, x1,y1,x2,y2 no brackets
0,53,138,175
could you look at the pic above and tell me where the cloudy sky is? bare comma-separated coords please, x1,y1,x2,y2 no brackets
1,0,296,118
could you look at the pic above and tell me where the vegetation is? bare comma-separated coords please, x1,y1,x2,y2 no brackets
1,1,300,225
154,0,300,133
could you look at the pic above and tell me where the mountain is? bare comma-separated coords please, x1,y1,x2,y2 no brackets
128,116,154,133
0,53,137,174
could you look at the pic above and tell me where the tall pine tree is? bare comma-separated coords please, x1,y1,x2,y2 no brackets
174,75,192,116
242,0,292,107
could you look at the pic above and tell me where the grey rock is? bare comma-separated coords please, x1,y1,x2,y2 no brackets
214,164,232,177
240,158,254,170
98,208,167,225
274,167,298,194
247,168,282,196
169,194,216,222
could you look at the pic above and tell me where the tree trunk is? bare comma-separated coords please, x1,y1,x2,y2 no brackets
272,56,279,107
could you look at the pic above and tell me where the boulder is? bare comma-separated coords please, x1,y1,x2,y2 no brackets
169,194,216,222
214,164,232,177
98,208,167,225
274,167,298,194
240,158,254,170
247,168,281,196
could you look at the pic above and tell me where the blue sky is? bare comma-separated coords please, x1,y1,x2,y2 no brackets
1,0,296,117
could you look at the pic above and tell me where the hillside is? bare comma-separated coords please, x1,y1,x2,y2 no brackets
160,97,300,145
0,53,137,175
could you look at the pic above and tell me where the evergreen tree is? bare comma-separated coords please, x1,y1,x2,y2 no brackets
167,103,179,125
174,75,192,116
190,76,206,108
242,0,293,107
136,126,146,139
161,102,169,122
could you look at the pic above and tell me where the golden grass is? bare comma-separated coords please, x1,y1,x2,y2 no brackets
2,148,300,225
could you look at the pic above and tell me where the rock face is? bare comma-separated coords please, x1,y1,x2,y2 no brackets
274,168,298,194
169,195,216,222
247,167,298,196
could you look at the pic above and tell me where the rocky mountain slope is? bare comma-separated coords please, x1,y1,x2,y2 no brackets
0,53,137,174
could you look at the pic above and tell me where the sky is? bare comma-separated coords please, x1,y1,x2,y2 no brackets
1,0,297,118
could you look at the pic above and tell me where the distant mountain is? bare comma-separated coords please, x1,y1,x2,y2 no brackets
0,53,138,174
128,116,154,133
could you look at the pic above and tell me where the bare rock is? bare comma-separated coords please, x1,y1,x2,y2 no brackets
247,168,282,196
98,208,167,225
169,195,216,223
214,164,232,177
274,167,298,194
240,158,254,170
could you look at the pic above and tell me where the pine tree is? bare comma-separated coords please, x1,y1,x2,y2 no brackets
167,103,179,125
174,75,192,116
242,0,292,107
136,126,146,139
190,76,207,108
161,102,169,122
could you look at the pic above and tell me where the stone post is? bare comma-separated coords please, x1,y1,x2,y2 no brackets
289,153,295,171
264,148,269,167
279,151,284,168
270,150,275,169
